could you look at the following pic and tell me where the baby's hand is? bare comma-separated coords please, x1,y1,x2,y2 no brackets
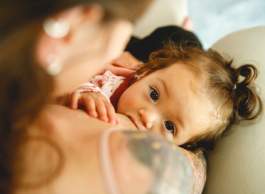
70,91,117,125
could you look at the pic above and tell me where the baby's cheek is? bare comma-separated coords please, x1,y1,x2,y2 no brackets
117,93,137,112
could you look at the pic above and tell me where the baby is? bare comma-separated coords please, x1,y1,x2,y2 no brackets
67,43,262,151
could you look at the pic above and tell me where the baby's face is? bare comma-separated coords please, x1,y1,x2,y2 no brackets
117,63,218,145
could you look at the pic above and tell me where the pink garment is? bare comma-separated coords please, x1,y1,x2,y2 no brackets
75,70,206,194
75,70,134,108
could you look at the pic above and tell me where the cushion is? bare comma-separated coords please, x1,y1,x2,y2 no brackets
204,26,265,194
133,0,187,38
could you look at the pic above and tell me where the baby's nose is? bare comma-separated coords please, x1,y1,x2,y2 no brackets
139,109,158,129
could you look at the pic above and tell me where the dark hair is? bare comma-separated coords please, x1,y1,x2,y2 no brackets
0,24,54,194
137,43,262,152
0,0,152,193
126,25,203,62
0,0,152,40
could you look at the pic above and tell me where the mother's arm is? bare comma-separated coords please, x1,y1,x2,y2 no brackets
52,51,141,97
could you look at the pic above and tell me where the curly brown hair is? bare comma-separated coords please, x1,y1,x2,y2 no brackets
136,42,263,152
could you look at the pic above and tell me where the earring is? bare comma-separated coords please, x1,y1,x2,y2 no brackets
43,18,70,39
45,55,62,76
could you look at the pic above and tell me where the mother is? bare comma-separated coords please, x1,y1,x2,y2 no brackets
0,0,197,194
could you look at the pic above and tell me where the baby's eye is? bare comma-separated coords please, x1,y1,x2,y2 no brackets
149,86,160,102
164,120,176,135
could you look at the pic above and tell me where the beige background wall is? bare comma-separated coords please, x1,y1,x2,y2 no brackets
204,26,265,194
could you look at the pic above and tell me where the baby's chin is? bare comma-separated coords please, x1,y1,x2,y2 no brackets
115,113,138,131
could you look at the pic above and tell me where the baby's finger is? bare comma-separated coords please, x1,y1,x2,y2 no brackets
95,98,108,122
82,96,98,118
71,92,81,109
104,101,117,125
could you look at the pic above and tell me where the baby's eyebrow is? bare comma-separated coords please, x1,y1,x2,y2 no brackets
157,78,169,98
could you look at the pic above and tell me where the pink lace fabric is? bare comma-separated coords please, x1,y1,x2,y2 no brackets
75,70,125,100
76,71,206,194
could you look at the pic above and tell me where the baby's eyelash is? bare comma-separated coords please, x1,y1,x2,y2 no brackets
149,86,160,102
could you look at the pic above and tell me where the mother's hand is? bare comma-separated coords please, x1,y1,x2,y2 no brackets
53,51,141,99
105,51,142,76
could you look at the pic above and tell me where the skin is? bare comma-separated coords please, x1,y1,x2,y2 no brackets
16,105,193,194
36,5,133,96
12,3,198,194
23,6,198,192
16,105,149,194
117,63,218,145
69,52,142,124
109,51,142,75
17,4,156,194
70,57,218,145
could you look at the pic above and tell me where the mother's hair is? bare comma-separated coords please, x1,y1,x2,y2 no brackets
0,0,152,39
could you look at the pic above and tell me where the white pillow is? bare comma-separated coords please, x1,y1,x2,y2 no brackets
204,26,265,194
133,0,187,38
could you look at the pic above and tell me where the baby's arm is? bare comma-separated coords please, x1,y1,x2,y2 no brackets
67,70,127,125
71,70,126,122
